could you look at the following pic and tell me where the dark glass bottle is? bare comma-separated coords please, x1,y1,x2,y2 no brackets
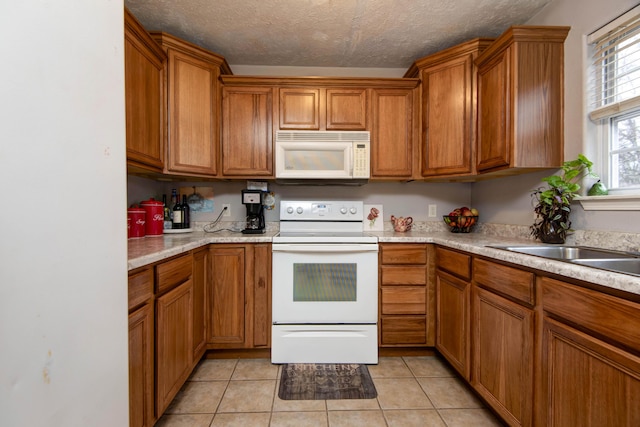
172,194,183,229
181,194,190,229
162,194,171,229
170,189,178,221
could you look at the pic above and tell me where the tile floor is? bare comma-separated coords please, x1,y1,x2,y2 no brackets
156,356,505,427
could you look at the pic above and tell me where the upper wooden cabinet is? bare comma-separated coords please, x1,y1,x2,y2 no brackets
279,87,368,130
220,84,274,177
475,26,570,175
370,87,418,179
151,33,232,178
406,39,493,178
124,9,166,173
279,88,321,130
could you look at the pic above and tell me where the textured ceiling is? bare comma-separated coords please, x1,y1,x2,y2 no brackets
124,0,552,69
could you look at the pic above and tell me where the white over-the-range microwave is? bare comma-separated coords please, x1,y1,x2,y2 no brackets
275,130,370,181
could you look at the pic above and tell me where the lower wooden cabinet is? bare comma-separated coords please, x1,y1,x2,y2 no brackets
540,277,640,426
192,248,208,362
436,269,470,378
472,258,535,427
435,247,471,379
379,243,433,346
128,243,272,424
155,258,193,416
128,267,154,427
541,318,640,426
435,246,640,427
207,246,246,346
472,287,534,427
207,243,272,349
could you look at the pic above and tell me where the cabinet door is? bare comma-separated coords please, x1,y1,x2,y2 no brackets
279,88,320,130
192,249,207,363
370,88,414,178
166,49,220,176
124,10,165,171
252,244,271,348
436,270,470,379
472,287,534,427
129,304,154,427
207,246,246,347
477,47,510,172
541,318,640,426
155,280,193,416
326,89,367,130
221,86,273,176
422,54,474,176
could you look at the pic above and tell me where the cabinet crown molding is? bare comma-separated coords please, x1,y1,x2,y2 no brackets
475,25,570,66
220,75,419,88
404,38,495,78
151,31,233,75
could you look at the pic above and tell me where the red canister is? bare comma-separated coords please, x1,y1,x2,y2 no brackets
127,207,146,239
140,198,164,236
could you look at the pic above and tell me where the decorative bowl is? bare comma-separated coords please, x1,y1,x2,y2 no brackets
443,215,478,233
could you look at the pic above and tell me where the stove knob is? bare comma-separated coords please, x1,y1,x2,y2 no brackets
340,207,348,214
350,207,357,214
286,206,294,214
296,207,304,214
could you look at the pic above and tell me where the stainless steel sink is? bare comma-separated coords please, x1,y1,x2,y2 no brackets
488,245,637,260
570,258,640,277
488,245,640,277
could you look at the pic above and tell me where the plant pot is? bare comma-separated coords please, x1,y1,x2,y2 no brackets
538,220,566,244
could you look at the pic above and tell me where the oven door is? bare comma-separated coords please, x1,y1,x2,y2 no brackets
271,243,378,324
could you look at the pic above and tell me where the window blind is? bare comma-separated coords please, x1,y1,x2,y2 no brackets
588,5,640,121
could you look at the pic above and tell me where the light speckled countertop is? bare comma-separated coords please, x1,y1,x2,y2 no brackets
128,226,640,297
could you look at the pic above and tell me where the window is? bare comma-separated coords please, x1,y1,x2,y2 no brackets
588,5,640,194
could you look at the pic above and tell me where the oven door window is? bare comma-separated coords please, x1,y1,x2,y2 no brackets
293,263,356,301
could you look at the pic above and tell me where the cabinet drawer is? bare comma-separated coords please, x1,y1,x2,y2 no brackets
473,258,534,305
156,254,193,294
542,277,640,353
128,267,153,311
381,316,427,345
381,287,426,315
436,246,471,280
381,244,427,265
381,266,426,285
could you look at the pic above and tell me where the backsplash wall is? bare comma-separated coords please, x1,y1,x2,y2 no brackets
127,175,472,225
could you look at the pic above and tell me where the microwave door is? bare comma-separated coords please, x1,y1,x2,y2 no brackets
276,141,352,179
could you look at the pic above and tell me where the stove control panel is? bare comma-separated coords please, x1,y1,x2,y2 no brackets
280,200,364,221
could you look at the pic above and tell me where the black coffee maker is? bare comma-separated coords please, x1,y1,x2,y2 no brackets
241,189,266,234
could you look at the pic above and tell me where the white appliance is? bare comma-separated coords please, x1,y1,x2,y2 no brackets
272,200,379,364
275,130,370,180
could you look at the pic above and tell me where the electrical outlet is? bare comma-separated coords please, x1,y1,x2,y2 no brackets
428,204,437,217
222,204,231,217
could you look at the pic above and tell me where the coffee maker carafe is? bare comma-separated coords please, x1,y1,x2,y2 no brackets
241,190,266,234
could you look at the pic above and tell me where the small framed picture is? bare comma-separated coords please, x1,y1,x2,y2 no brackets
364,204,384,231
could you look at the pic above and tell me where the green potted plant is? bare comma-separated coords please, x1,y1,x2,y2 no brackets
530,154,598,244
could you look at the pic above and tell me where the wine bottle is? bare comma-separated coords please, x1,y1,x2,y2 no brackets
170,189,178,217
162,194,172,230
172,194,183,229
181,194,190,229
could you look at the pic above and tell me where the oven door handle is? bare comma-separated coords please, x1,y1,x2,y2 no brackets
271,244,379,253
